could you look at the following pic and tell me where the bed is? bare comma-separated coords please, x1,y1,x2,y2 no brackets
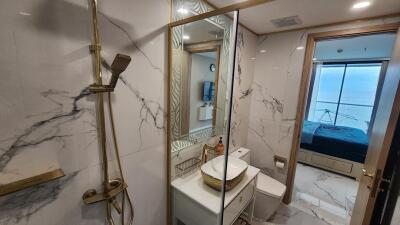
298,121,369,178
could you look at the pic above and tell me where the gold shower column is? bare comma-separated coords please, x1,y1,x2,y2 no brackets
84,1,134,224
89,0,109,188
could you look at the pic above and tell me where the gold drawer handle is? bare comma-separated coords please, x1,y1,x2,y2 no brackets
239,196,243,202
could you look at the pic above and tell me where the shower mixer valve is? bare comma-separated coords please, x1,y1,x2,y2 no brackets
89,53,132,93
82,178,128,208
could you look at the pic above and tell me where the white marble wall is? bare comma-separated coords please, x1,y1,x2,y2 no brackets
246,16,400,184
0,0,168,224
229,27,257,151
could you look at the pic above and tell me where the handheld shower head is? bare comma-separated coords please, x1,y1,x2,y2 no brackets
89,54,131,93
109,54,131,89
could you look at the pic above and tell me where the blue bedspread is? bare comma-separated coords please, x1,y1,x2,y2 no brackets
301,121,321,144
300,121,369,163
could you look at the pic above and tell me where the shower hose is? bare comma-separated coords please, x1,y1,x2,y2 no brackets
106,91,134,225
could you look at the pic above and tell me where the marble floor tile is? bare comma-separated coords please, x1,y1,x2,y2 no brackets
234,204,330,225
291,200,349,225
291,163,359,225
266,204,331,225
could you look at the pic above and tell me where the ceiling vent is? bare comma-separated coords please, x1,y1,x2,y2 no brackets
270,16,302,28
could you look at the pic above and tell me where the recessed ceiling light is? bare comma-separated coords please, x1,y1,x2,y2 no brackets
296,46,304,50
249,57,256,60
260,49,267,53
177,8,189,14
19,11,31,16
182,35,190,40
352,1,371,9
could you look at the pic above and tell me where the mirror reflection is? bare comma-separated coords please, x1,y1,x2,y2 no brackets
186,51,217,133
170,14,232,153
180,20,223,138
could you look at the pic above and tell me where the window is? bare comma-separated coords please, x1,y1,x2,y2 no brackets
307,62,383,133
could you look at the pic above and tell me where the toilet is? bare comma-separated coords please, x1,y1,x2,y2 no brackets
230,148,286,221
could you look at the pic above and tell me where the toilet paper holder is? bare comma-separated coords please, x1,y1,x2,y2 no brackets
274,155,287,168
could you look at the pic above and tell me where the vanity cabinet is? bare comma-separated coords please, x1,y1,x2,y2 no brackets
223,180,255,225
172,166,259,225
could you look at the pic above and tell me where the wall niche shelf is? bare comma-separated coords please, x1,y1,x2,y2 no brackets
0,169,65,197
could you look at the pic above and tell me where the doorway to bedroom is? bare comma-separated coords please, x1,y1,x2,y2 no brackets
290,31,397,225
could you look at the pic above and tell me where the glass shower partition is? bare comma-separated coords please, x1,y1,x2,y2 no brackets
167,7,240,225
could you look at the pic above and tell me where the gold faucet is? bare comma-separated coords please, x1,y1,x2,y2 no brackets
201,144,216,165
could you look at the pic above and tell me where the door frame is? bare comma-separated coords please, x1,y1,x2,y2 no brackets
283,22,400,204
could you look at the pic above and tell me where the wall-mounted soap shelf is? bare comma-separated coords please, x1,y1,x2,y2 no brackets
0,169,65,197
175,157,201,177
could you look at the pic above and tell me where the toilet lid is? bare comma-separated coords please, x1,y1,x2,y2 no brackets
256,173,286,198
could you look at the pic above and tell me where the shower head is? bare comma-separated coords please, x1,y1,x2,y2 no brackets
109,54,131,89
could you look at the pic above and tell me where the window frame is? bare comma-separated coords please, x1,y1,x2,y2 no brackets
305,60,389,134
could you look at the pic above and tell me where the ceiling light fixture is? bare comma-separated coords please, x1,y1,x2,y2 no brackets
182,35,190,40
352,1,371,9
260,49,267,53
177,8,189,14
296,46,304,50
19,11,31,16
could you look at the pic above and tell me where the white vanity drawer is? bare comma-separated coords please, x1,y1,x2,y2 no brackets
223,179,255,225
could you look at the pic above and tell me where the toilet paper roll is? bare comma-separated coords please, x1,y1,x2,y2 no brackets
275,161,285,169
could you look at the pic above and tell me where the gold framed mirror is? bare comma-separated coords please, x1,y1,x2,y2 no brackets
169,12,233,153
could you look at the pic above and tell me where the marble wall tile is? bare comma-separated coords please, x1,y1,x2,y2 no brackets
0,0,168,224
229,27,257,151
0,164,104,225
246,16,400,184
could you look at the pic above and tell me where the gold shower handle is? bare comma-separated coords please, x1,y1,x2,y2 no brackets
82,181,128,205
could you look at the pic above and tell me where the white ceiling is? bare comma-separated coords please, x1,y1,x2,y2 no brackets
183,19,224,44
206,0,400,34
314,32,397,60
196,51,217,59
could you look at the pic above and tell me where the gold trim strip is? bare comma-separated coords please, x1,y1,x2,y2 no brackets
0,169,65,197
169,0,273,28
166,26,172,225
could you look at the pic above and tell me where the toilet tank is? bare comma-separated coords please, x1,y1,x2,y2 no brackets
230,148,250,164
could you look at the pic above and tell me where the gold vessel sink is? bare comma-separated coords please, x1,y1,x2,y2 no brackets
200,156,248,191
